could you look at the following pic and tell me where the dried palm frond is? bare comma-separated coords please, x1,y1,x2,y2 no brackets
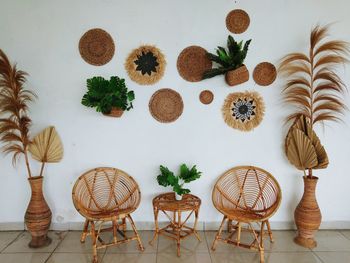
279,25,349,127
29,126,63,163
0,49,36,177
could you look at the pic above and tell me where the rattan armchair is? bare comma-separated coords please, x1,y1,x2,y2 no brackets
72,167,144,263
211,166,281,263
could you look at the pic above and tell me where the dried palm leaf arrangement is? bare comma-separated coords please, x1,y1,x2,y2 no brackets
222,91,265,131
125,45,166,85
279,25,349,249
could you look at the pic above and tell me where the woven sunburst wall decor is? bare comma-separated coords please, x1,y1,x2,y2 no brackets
125,45,166,85
222,91,265,132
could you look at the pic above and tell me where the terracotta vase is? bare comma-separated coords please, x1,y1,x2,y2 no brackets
294,176,321,248
103,107,124,118
25,176,52,248
225,65,249,86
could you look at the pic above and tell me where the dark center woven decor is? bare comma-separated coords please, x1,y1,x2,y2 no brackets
199,90,214,105
226,9,250,34
149,89,184,123
177,46,212,82
253,62,277,86
79,28,115,66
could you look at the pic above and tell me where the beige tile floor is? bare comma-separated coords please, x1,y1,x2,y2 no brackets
0,230,350,263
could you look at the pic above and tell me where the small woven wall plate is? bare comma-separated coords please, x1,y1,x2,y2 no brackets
199,90,214,105
253,62,277,86
125,45,166,85
177,46,212,82
222,91,265,132
79,28,115,66
149,88,184,123
226,9,250,34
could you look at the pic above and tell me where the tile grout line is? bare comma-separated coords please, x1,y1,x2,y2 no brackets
311,250,326,263
44,231,68,263
0,231,24,254
203,229,215,263
339,231,350,241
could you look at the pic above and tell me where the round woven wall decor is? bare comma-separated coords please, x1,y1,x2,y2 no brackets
177,46,212,82
125,45,166,85
199,90,214,105
149,89,184,123
253,62,277,86
79,28,115,66
222,91,265,132
226,9,250,34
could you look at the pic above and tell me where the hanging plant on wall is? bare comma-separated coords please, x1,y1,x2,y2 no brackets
278,25,349,248
125,45,166,85
203,35,251,86
81,76,135,117
0,49,64,248
222,91,265,131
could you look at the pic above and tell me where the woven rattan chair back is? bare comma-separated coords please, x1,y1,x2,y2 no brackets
212,166,281,222
72,167,141,220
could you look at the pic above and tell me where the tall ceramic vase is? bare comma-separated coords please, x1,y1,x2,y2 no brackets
294,176,321,248
25,176,52,248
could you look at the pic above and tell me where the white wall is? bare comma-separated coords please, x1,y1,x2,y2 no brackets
1,0,350,230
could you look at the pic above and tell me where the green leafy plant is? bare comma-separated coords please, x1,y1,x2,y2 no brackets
156,164,202,195
203,35,252,79
81,76,135,114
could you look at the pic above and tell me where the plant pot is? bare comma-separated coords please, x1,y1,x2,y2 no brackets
175,192,183,201
225,65,249,86
25,176,52,248
103,107,124,118
294,176,321,248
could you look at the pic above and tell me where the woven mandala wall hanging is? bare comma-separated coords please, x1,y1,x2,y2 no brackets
125,45,166,85
222,91,265,132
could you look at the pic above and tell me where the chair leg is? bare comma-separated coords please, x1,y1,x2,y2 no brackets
112,219,118,243
236,222,242,245
227,219,232,233
91,221,98,263
81,219,90,243
211,216,227,251
259,222,265,263
127,215,144,251
266,220,274,242
122,218,127,234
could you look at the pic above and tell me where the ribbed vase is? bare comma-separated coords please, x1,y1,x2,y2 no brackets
294,176,321,248
25,176,52,248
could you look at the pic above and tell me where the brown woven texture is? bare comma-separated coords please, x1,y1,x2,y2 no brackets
212,166,281,222
125,45,166,85
177,46,212,82
149,88,184,123
72,167,141,220
225,65,249,86
253,62,277,86
103,107,124,118
226,9,250,34
199,90,214,105
79,28,115,66
153,192,201,212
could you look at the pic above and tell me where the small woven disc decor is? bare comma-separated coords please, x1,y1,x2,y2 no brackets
226,9,250,34
125,45,166,85
199,90,214,105
149,88,184,123
253,62,277,86
177,46,212,82
79,28,115,66
222,91,265,132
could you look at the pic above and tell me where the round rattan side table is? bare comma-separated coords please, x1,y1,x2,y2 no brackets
149,192,201,256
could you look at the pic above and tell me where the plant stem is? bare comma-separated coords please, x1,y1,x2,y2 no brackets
39,162,46,177
24,149,32,178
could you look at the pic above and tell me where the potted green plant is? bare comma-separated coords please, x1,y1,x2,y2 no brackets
81,76,135,117
0,50,64,248
203,35,251,86
156,164,202,200
278,25,349,248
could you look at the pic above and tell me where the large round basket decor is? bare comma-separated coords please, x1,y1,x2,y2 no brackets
222,91,265,132
125,45,166,85
79,28,115,66
177,46,212,82
253,62,277,86
226,9,250,34
149,89,184,123
199,90,214,105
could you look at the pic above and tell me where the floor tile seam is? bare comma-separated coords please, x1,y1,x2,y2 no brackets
44,231,68,263
0,231,24,253
203,228,214,263
340,231,350,241
311,250,326,263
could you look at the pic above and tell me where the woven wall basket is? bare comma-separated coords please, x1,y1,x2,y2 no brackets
253,62,277,86
226,9,250,34
79,28,115,66
149,88,184,123
177,46,212,82
199,90,214,105
222,91,265,132
125,45,166,85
